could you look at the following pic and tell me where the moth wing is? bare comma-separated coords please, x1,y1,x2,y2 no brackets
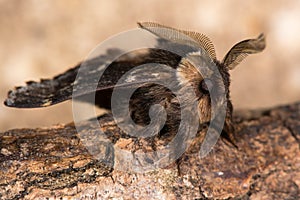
138,22,216,60
4,49,180,108
222,33,266,70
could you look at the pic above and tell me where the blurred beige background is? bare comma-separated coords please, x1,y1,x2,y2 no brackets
1,0,300,131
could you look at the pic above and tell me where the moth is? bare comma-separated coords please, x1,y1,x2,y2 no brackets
4,22,266,146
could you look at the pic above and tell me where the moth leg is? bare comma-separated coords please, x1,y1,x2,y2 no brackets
221,117,238,148
217,99,238,148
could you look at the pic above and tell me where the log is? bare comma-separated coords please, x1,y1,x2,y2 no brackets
0,102,299,199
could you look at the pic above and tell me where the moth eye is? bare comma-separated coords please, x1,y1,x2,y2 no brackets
199,78,213,94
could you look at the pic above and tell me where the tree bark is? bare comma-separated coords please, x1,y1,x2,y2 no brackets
0,102,299,199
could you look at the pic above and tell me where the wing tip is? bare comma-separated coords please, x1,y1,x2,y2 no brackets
4,97,14,107
4,89,15,106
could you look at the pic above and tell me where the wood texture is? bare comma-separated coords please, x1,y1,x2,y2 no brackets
0,102,299,199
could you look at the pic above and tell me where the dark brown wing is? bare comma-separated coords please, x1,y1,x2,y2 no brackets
4,48,181,108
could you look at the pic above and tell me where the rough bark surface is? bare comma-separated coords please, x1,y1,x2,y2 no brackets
0,102,299,200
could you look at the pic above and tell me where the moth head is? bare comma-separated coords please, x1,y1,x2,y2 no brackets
138,22,266,127
177,32,266,125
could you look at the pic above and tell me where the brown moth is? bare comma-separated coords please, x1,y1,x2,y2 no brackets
4,22,266,146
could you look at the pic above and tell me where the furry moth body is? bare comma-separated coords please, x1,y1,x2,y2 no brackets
4,22,266,145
